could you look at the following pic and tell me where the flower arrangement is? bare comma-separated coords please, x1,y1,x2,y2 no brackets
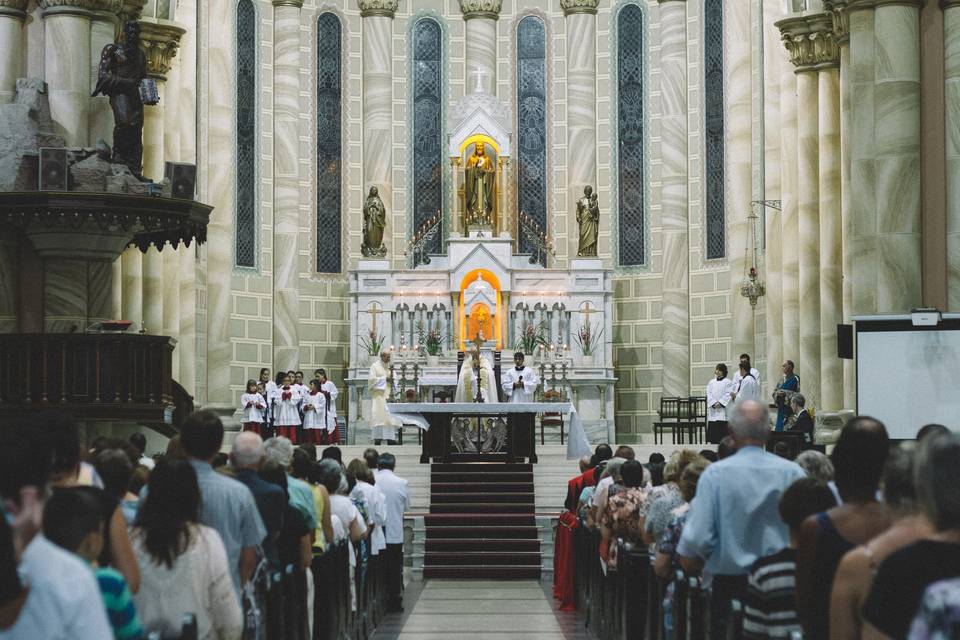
516,320,548,355
359,328,385,356
416,320,446,357
573,320,604,356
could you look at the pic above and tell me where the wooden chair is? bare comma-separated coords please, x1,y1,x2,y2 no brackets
673,398,694,445
653,397,680,444
683,396,708,444
540,389,565,445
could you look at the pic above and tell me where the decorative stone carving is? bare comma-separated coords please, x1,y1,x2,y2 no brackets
778,13,839,71
357,0,397,18
117,0,145,26
0,78,65,191
271,0,303,7
559,0,599,15
0,0,29,19
138,17,185,81
37,0,119,15
458,0,502,20
823,0,849,43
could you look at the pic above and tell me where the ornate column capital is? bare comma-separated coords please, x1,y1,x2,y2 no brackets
0,0,29,19
778,12,839,72
138,17,185,81
38,0,120,17
823,0,849,43
357,0,397,18
271,0,303,7
656,0,686,4
560,0,599,15
873,0,923,7
459,0,502,20
944,0,960,8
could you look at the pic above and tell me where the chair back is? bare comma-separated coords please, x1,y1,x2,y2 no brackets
688,396,707,420
659,397,680,420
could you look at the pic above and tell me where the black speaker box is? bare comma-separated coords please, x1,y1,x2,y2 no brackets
39,147,68,191
164,162,197,200
838,323,853,359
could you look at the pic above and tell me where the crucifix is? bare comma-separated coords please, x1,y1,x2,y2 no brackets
368,303,382,334
581,302,595,326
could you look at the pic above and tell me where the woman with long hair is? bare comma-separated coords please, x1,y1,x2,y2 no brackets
131,458,242,640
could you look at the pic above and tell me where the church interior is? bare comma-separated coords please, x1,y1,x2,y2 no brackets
2,0,960,637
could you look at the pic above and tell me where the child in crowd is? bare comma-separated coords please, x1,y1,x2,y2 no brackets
275,372,302,443
302,378,328,445
240,379,267,434
43,489,144,640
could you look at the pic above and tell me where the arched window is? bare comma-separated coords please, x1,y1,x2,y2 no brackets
235,0,256,268
704,0,725,259
316,12,342,273
412,18,443,259
616,3,645,267
516,15,546,263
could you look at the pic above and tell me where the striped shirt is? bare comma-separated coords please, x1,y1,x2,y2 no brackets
743,547,802,639
95,567,144,640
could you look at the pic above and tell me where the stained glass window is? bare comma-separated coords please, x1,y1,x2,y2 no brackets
235,0,256,268
412,18,443,260
316,13,342,273
617,4,645,267
704,0,725,259
517,16,547,264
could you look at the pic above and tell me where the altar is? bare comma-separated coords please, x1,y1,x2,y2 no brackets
345,86,616,447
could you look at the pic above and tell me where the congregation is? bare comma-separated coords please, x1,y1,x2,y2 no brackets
0,410,410,640
553,400,960,640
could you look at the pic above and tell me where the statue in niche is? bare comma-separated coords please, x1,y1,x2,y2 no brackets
361,186,388,257
576,185,600,257
92,20,151,181
464,141,496,226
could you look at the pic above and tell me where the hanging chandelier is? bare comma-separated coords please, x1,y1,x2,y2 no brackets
740,200,780,308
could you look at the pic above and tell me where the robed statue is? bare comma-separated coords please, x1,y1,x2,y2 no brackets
361,186,387,257
92,20,149,180
464,142,496,225
576,185,599,257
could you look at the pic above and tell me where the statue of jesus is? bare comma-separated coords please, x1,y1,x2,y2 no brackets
464,141,496,225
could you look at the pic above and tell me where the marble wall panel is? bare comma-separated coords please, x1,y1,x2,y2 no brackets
43,259,87,333
947,6,960,311
120,248,143,327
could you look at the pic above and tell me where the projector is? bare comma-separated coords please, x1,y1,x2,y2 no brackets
910,309,941,327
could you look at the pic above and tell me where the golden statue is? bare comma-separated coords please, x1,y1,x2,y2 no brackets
464,141,496,226
576,185,599,257
361,186,387,257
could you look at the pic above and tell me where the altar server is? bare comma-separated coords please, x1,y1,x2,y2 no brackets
732,360,761,404
318,369,340,444
369,351,403,444
240,379,267,434
705,364,734,444
731,352,761,387
274,373,302,443
502,351,540,403
302,378,328,444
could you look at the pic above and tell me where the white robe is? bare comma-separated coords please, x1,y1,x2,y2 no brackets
734,374,761,404
454,356,499,403
275,386,302,426
302,390,327,431
368,360,402,441
321,380,339,430
706,378,734,422
240,392,267,423
732,367,761,388
501,366,539,403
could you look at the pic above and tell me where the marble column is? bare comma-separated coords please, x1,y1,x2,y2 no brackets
120,248,142,328
873,0,922,312
139,17,184,336
849,1,877,315
780,15,822,408
459,0,500,94
780,31,800,365
39,0,94,146
813,15,842,411
176,0,196,393
827,0,855,408
0,1,28,104
359,0,397,263
88,6,119,144
764,0,785,391
728,0,755,360
947,0,960,310
657,0,689,398
272,0,303,371
162,13,182,378
111,257,121,318
562,0,598,261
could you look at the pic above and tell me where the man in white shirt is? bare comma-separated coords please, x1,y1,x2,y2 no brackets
731,353,761,388
0,422,113,640
501,352,540,403
376,453,410,612
732,361,761,404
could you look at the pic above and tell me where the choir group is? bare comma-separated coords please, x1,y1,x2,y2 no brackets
240,368,341,445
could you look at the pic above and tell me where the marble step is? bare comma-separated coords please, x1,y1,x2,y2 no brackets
423,565,541,580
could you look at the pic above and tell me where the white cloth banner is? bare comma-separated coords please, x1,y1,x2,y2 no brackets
566,403,592,461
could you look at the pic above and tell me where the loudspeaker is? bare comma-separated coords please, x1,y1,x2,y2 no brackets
838,323,853,359
39,147,68,191
164,162,196,200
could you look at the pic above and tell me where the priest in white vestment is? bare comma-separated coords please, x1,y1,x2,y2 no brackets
501,352,539,403
454,350,499,403
368,351,403,443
